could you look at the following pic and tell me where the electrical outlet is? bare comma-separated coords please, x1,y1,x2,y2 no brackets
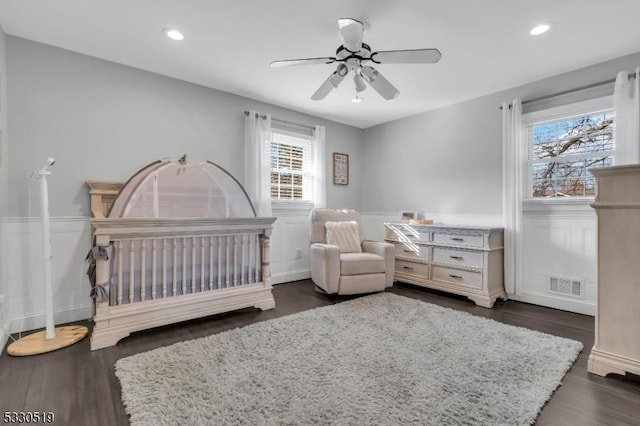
295,248,303,259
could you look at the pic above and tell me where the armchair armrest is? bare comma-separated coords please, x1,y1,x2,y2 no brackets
310,243,341,294
362,240,395,287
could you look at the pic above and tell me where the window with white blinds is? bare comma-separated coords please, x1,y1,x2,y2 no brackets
524,98,615,198
270,131,313,201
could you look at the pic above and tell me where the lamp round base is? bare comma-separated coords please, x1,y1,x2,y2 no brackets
7,325,88,356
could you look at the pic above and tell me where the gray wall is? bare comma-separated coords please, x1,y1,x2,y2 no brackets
7,37,363,217
362,51,640,214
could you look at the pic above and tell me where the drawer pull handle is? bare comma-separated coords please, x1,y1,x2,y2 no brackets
404,233,414,237
403,266,414,270
403,250,414,253
451,237,464,242
449,274,463,279
450,255,464,260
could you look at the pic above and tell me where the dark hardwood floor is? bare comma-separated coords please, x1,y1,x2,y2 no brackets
1,281,639,425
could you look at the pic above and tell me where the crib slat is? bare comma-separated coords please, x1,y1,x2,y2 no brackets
173,237,178,297
117,240,123,305
141,239,146,302
217,236,222,289
151,239,157,300
209,236,214,290
230,235,234,287
200,237,205,292
238,235,242,285
253,233,258,284
226,235,230,288
129,240,135,304
182,238,187,295
162,239,167,298
191,236,196,293
247,233,253,284
241,234,246,285
236,235,240,286
255,234,260,283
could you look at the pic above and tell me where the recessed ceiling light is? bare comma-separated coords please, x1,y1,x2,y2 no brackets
530,23,551,36
163,28,184,41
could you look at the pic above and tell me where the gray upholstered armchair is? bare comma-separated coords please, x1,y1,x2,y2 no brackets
310,208,394,295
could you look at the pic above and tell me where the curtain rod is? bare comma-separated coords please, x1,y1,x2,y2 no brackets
243,110,315,132
500,72,637,110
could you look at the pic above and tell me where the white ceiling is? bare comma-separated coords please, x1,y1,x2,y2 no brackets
1,0,640,128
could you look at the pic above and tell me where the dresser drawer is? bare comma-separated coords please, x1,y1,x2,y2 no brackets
433,247,483,269
386,225,429,242
395,260,429,278
393,242,429,260
433,232,484,248
431,266,482,290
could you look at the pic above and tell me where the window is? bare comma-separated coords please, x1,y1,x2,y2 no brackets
524,98,615,198
270,131,312,202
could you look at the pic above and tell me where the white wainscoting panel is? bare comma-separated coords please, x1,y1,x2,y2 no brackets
512,206,597,316
360,212,504,241
0,208,593,334
360,213,400,241
0,294,7,350
363,210,596,315
1,217,92,333
270,212,312,284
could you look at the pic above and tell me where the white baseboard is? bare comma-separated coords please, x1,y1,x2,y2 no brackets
509,292,595,316
271,269,310,285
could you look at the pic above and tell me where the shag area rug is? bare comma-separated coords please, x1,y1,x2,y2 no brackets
115,293,582,426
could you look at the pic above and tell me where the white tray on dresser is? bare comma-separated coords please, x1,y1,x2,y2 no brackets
384,223,505,308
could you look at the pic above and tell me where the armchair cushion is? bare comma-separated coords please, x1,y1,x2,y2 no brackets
340,252,385,276
325,221,362,253
362,240,395,288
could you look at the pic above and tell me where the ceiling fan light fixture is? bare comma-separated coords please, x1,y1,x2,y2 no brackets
163,28,184,41
530,23,551,36
352,94,363,103
272,17,440,102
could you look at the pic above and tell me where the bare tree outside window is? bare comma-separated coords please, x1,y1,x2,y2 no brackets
529,110,615,198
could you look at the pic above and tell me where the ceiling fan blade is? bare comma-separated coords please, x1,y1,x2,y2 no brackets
311,64,349,101
371,48,442,64
270,57,336,68
338,18,364,53
360,66,400,100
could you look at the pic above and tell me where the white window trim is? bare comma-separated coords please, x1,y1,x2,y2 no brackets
272,200,315,215
522,95,613,125
522,95,614,203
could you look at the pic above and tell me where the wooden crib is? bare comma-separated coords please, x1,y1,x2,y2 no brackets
85,161,276,350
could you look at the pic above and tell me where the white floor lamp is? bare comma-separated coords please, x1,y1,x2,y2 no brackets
7,158,88,356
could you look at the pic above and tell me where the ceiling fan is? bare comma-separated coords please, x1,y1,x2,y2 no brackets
270,18,442,101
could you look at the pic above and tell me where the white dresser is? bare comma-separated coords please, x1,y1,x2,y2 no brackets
384,223,505,307
588,165,640,377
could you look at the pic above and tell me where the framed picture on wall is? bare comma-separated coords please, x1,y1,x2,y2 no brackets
333,152,349,185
